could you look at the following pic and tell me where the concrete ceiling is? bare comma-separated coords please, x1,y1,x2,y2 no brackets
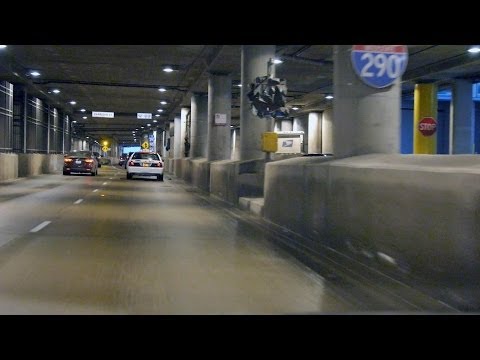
1,45,480,146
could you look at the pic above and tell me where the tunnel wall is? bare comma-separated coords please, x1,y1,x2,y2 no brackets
264,154,480,278
181,158,192,183
210,158,266,205
189,158,210,192
18,154,45,177
264,156,333,237
0,153,18,181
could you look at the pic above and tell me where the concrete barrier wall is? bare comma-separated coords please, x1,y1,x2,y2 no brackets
210,160,239,205
0,153,18,181
42,154,64,173
210,159,267,205
263,154,480,278
190,158,210,192
181,158,192,183
173,158,183,178
264,156,332,237
18,154,45,177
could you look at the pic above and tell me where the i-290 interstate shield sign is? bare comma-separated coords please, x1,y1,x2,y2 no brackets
351,45,408,88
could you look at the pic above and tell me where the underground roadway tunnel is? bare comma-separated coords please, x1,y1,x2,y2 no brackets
3,45,480,314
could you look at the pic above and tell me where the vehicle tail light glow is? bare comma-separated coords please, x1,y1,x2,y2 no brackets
64,158,73,163
85,159,94,163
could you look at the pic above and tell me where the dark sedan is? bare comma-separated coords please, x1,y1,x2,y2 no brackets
63,150,99,176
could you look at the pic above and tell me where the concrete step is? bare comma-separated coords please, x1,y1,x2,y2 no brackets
238,197,264,217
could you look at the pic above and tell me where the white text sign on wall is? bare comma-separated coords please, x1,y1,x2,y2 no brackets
92,111,114,118
137,113,152,119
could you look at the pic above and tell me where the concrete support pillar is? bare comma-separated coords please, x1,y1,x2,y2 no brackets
207,73,232,161
281,118,293,131
322,107,334,154
414,83,437,154
168,120,174,159
333,45,401,158
308,112,322,153
181,107,189,157
191,93,208,158
239,45,276,160
274,120,281,132
450,79,474,154
173,116,181,158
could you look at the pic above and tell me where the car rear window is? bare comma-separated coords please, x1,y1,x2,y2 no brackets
67,151,92,158
132,153,160,160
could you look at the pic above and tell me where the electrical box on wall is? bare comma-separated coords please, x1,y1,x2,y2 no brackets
261,132,278,152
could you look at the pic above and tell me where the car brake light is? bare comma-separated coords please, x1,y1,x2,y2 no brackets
64,158,73,163
85,159,94,163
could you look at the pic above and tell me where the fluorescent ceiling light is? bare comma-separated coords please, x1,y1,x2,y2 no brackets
163,66,174,73
292,106,299,110
0,45,7,49
468,46,480,54
70,101,76,105
155,114,160,117
157,109,164,112
272,58,283,64
158,88,167,92
160,101,167,105
80,108,86,112
29,70,41,77
52,89,60,94
82,116,87,119
325,95,334,99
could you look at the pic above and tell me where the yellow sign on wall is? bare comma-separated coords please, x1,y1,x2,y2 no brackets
261,132,278,153
102,146,109,152
142,141,149,150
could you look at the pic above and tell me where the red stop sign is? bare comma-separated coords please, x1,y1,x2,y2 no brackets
418,117,437,136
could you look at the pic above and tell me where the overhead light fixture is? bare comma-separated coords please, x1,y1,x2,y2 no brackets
80,108,86,112
52,89,60,94
325,95,334,99
163,66,174,73
292,106,299,110
0,45,7,49
147,124,151,127
70,101,76,105
272,58,283,64
157,109,164,112
468,46,480,54
153,120,158,123
29,70,41,77
82,116,87,119
160,101,167,105
155,114,160,117
237,84,242,87
158,88,167,92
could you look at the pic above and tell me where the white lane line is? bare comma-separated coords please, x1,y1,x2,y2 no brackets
74,199,83,204
102,182,108,185
30,221,51,233
93,189,99,192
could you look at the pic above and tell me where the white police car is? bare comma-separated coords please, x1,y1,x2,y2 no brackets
126,151,164,181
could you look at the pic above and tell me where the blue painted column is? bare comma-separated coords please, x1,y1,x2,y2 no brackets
450,79,474,154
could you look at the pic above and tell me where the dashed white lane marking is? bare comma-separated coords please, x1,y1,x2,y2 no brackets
30,221,51,233
102,182,108,185
74,199,83,204
93,189,99,192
